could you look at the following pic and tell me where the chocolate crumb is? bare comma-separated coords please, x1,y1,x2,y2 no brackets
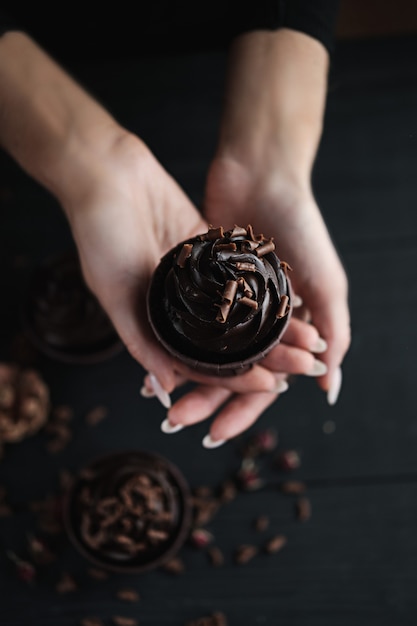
254,515,270,532
53,405,74,422
162,557,185,574
218,480,237,503
207,546,224,568
265,534,287,554
116,589,140,603
112,618,138,626
295,497,311,522
56,572,77,594
80,618,104,626
85,406,108,426
276,450,301,472
280,480,307,495
234,544,258,565
88,568,109,581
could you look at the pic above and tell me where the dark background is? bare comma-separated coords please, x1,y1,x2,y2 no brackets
1,5,417,625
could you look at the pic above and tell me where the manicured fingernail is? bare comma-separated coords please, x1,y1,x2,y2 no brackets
148,373,171,409
161,418,184,434
307,359,328,377
311,337,328,354
274,379,289,394
292,294,303,308
140,384,155,398
202,434,226,449
327,367,342,406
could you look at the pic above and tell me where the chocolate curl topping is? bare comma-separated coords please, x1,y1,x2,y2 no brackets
276,295,289,319
176,243,193,268
239,297,258,310
230,225,247,237
247,224,265,242
205,226,224,241
280,261,293,275
216,280,238,323
256,240,275,258
244,240,260,251
222,280,238,305
237,277,254,298
214,243,237,252
235,262,256,272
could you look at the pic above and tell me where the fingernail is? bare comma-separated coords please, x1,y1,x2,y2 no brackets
292,294,303,308
161,418,184,434
202,434,226,449
311,337,328,354
307,359,328,377
148,373,171,409
273,379,289,394
140,384,155,398
327,367,342,406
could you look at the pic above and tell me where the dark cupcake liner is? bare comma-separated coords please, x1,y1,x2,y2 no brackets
63,450,192,574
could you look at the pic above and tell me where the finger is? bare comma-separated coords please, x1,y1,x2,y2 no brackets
141,371,188,398
205,390,281,445
167,385,232,429
174,363,286,394
261,343,327,378
281,317,327,353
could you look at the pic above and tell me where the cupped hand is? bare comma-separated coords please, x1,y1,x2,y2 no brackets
203,156,351,404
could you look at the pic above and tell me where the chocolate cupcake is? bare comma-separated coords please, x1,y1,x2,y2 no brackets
22,251,123,364
63,451,192,574
147,225,292,376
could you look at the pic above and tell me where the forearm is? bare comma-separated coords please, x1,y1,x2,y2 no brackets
0,31,126,205
216,28,329,189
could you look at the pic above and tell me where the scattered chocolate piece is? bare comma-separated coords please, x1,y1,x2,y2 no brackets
53,405,74,422
236,459,263,491
248,428,278,456
56,572,78,594
265,534,287,554
207,546,224,568
255,240,275,257
85,406,108,426
185,612,228,626
162,557,185,574
218,480,237,504
234,544,258,565
193,486,213,498
276,450,301,472
116,589,140,603
176,243,193,268
295,497,312,522
112,617,138,626
6,551,36,583
87,568,109,581
80,618,104,626
254,515,270,532
192,497,219,526
280,480,307,495
27,533,55,565
190,528,213,549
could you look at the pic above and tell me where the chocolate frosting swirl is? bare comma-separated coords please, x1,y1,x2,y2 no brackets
148,225,292,369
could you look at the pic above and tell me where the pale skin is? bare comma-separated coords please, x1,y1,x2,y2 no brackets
0,29,350,446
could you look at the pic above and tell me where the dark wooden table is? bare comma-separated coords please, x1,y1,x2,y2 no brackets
1,34,417,626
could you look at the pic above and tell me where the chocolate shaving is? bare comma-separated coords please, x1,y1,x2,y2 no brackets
280,480,307,495
222,280,238,305
112,618,138,626
255,240,275,257
116,589,140,603
265,534,287,554
230,225,247,237
280,261,293,275
295,497,311,522
234,544,258,565
244,240,260,251
235,262,256,272
254,515,269,532
276,295,289,319
176,243,193,268
162,557,185,574
239,296,258,310
237,277,253,297
214,243,237,252
247,224,264,242
207,546,224,567
206,226,224,241
85,406,108,426
215,302,232,324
